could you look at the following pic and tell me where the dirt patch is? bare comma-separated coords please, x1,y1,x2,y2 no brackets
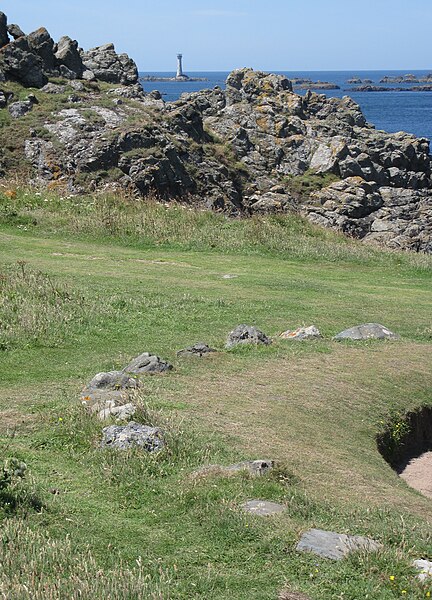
400,452,432,499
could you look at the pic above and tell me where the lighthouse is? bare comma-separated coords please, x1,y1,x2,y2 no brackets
176,54,184,78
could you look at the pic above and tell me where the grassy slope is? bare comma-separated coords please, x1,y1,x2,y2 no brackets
0,196,432,599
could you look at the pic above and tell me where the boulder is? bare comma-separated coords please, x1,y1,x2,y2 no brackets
85,370,139,391
241,499,286,516
334,323,399,341
123,352,173,375
280,325,321,341
55,36,84,78
8,100,33,118
81,43,138,85
248,191,294,214
70,79,85,92
101,421,164,451
0,12,9,47
7,24,25,40
0,37,47,87
27,27,56,73
80,389,132,413
176,342,217,357
225,324,272,349
82,69,95,81
296,528,382,560
0,90,7,108
413,559,432,582
98,402,136,422
41,82,66,94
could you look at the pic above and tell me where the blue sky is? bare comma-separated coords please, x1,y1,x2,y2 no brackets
2,0,431,71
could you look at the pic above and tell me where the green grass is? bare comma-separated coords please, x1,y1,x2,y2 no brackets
0,190,431,599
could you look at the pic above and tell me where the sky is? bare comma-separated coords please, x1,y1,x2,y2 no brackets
1,0,431,72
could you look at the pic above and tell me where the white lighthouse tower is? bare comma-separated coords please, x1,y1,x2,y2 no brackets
176,53,184,78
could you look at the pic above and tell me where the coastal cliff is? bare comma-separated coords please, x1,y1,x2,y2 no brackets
0,11,431,253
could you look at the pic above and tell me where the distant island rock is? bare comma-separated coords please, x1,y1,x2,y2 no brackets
292,79,340,90
352,84,432,92
380,74,432,84
347,77,374,84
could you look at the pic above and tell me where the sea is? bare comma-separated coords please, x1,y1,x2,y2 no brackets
139,70,432,141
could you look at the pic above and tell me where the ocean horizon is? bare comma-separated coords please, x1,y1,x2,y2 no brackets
139,69,432,140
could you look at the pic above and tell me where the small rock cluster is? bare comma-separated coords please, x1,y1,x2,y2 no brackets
83,322,398,449
74,322,430,596
0,11,138,88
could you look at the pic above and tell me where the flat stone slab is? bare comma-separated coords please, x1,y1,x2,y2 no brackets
296,528,382,560
194,459,274,478
85,371,139,392
177,342,217,357
123,352,173,375
241,499,285,516
413,559,432,582
101,421,164,451
226,324,272,349
280,325,321,341
334,323,399,341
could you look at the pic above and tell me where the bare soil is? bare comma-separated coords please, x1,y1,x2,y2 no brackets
400,451,432,499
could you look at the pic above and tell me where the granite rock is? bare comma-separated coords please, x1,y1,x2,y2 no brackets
226,324,272,349
334,323,399,341
101,421,164,451
280,325,321,340
241,499,286,516
296,528,382,560
123,352,173,375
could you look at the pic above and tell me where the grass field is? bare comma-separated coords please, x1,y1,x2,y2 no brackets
0,189,431,599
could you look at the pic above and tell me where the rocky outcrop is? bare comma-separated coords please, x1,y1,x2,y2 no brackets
0,14,431,254
0,37,47,87
81,43,138,85
0,11,138,87
0,12,9,47
55,36,84,79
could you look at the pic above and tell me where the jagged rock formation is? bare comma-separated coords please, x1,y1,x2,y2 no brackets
0,11,431,253
0,11,138,86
